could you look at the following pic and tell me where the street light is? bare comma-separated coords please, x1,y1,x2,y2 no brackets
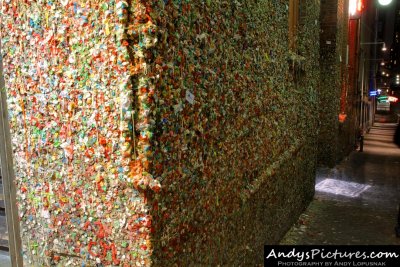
378,0,392,6
360,42,387,51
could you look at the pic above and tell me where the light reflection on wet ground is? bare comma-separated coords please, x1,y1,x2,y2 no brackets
281,122,400,245
315,179,371,198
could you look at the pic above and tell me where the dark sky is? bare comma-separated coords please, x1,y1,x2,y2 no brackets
378,0,399,48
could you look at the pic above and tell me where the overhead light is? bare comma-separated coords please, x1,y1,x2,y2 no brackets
382,71,386,75
378,0,393,6
386,74,389,77
382,43,387,51
381,62,385,66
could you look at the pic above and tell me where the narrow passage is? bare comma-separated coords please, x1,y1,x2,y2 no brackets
281,121,400,245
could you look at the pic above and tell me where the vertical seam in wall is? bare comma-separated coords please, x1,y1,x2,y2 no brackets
117,1,161,192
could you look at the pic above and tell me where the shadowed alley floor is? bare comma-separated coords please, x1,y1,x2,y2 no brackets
281,121,400,245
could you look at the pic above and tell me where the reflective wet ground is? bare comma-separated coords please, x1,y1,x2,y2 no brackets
281,121,400,245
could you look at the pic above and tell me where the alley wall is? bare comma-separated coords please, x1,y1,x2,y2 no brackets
318,0,357,167
1,0,320,265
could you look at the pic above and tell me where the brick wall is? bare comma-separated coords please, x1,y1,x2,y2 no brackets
318,0,356,166
319,0,341,166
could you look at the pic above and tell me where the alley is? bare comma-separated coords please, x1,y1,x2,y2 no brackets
281,121,400,245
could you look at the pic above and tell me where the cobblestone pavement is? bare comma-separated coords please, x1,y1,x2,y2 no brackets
281,122,400,245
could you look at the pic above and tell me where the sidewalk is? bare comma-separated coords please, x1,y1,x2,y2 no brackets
281,122,400,245
0,250,10,267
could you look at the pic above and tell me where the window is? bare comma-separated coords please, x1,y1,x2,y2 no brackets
288,0,299,50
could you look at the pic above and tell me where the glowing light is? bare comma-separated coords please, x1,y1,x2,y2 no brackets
357,0,363,11
378,0,393,6
388,96,398,102
377,95,390,103
349,0,364,16
349,0,357,15
315,179,371,198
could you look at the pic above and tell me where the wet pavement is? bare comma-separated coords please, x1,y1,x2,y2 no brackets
281,121,400,245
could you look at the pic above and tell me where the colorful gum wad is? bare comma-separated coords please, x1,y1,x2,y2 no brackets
1,0,320,266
